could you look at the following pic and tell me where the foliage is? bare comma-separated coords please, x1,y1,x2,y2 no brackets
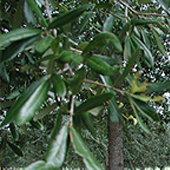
1,0,170,169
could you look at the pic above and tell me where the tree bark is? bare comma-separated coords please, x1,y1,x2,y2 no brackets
107,118,124,170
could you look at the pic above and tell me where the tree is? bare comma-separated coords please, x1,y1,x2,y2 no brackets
1,0,170,169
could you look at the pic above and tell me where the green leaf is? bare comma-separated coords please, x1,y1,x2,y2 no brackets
67,67,86,94
45,125,68,168
103,14,114,32
9,123,19,141
131,19,157,26
83,32,123,53
1,76,50,126
114,48,139,86
95,2,112,9
152,27,167,57
25,0,48,27
75,92,113,114
35,36,53,53
85,55,120,76
25,160,46,170
0,28,41,48
49,4,92,28
100,75,120,124
70,127,104,170
30,119,44,130
1,36,39,63
157,0,170,15
119,22,131,42
7,141,23,157
0,63,10,83
51,74,67,98
82,112,96,137
147,81,170,92
131,35,154,67
123,37,132,60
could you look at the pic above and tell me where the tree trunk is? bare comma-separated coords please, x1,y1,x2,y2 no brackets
107,118,124,170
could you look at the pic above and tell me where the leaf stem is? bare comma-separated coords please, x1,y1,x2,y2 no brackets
69,95,75,127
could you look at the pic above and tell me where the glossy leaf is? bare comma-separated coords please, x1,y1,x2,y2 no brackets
152,27,167,57
83,32,123,53
75,92,113,114
100,75,120,124
49,4,92,28
85,55,120,76
45,125,68,168
25,160,46,170
82,112,96,137
103,14,114,32
131,35,154,67
1,76,50,126
26,0,48,27
52,74,66,98
35,36,53,53
0,63,10,83
0,28,41,48
147,81,170,92
70,127,104,170
115,48,139,86
1,36,39,63
7,141,23,157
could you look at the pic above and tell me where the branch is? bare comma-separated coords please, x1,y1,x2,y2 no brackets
84,79,124,94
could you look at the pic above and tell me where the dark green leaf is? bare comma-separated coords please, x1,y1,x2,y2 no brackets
85,55,120,76
26,0,48,27
49,4,92,28
45,125,68,168
24,0,37,24
0,63,10,83
83,32,123,53
70,127,104,170
95,2,112,9
82,112,96,137
10,123,19,141
147,81,170,92
0,28,41,48
52,74,66,98
30,119,44,130
1,76,50,126
7,141,23,157
131,19,157,26
75,92,113,114
1,36,39,63
103,14,114,32
119,22,131,42
35,36,53,53
114,48,139,86
123,37,132,60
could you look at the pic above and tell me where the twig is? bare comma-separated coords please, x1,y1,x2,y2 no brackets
69,95,75,127
84,79,124,94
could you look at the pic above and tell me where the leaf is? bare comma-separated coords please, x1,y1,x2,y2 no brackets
131,35,154,67
114,48,139,86
85,55,120,76
24,0,37,24
35,36,53,53
67,67,86,94
152,27,167,57
123,37,132,60
119,22,131,42
25,160,46,170
1,36,39,63
147,81,170,92
131,19,157,26
1,76,50,126
30,119,44,130
0,28,41,48
51,74,67,98
0,63,10,83
70,127,104,170
9,123,19,141
82,112,96,137
45,125,68,168
83,32,123,53
95,2,112,9
49,4,92,28
75,92,113,114
157,0,170,15
26,0,48,27
7,141,23,157
100,75,120,124
103,14,114,32
132,94,164,102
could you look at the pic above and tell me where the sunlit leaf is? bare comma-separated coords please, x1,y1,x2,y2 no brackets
103,14,114,32
25,160,46,170
70,127,104,170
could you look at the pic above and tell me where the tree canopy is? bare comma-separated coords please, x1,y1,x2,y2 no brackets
1,0,170,169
